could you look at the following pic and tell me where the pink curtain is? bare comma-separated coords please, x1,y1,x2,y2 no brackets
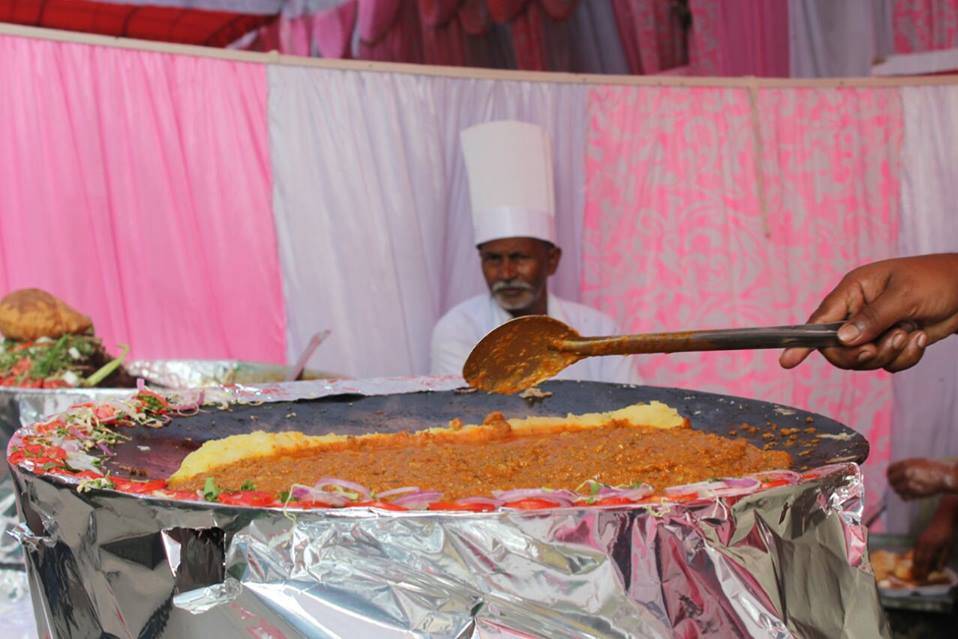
279,14,312,56
582,85,902,515
688,0,789,76
894,0,958,53
0,35,285,363
313,0,359,58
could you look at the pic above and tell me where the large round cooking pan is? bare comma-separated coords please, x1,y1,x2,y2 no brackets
102,380,868,483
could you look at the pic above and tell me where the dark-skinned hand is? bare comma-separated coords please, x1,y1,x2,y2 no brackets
913,497,958,580
780,253,958,372
887,458,958,500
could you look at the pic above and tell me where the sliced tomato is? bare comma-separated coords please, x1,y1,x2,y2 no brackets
591,496,639,507
36,419,65,434
135,389,170,412
10,358,30,376
759,479,792,489
11,444,67,464
93,404,118,423
44,446,67,460
428,501,496,513
218,491,278,507
285,500,340,509
43,467,84,479
112,478,167,494
42,379,70,389
502,498,562,510
349,500,407,511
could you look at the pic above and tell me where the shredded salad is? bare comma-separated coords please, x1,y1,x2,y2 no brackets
0,334,123,388
7,390,816,511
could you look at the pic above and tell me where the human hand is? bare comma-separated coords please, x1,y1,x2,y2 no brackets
779,254,958,372
887,458,958,499
914,497,958,580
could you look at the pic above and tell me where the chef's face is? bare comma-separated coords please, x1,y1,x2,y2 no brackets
478,237,561,316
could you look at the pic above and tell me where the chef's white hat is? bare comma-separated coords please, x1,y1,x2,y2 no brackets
461,120,556,246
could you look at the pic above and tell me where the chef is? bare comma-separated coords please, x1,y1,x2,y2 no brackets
430,120,640,384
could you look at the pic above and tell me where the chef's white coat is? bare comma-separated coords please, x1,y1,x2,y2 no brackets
430,293,641,384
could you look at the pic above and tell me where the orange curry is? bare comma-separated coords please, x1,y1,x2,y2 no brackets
172,413,791,499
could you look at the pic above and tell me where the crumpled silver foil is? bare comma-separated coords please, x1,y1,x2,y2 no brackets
10,462,888,637
124,359,343,389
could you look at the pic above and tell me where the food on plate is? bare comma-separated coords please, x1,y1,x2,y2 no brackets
167,400,791,502
870,549,953,589
0,288,134,388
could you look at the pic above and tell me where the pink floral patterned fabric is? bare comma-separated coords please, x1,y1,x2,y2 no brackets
894,0,958,53
582,85,903,516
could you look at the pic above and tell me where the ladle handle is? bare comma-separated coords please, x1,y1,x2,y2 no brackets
556,323,845,357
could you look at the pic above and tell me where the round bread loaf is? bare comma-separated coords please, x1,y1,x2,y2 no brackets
0,288,93,340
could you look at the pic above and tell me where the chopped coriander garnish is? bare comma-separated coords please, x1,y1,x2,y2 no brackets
202,477,221,502
240,480,256,491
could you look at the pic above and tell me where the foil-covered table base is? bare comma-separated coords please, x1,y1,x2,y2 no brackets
11,461,888,638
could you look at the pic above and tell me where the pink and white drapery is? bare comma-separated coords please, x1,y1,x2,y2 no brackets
580,85,902,514
887,85,958,532
244,0,958,78
270,66,590,377
0,35,285,363
4,28,958,530
894,0,958,53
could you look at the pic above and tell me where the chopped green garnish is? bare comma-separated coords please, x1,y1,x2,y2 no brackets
1,334,103,383
203,477,221,502
279,490,293,503
77,477,115,493
240,480,256,491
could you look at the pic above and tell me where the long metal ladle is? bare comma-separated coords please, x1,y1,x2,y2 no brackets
463,316,844,394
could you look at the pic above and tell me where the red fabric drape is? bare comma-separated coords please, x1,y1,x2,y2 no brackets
487,0,531,23
510,1,547,70
358,0,423,62
612,0,687,75
459,0,493,35
0,0,274,47
688,0,788,77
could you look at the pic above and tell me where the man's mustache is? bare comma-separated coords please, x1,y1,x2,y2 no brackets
491,280,535,293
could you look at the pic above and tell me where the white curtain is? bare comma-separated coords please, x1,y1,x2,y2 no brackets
788,0,893,77
887,85,958,533
269,65,588,377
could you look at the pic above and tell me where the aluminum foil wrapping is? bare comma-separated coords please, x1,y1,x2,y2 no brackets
0,359,349,451
7,376,888,638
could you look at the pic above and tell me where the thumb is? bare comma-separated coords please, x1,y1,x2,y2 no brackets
838,289,908,346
